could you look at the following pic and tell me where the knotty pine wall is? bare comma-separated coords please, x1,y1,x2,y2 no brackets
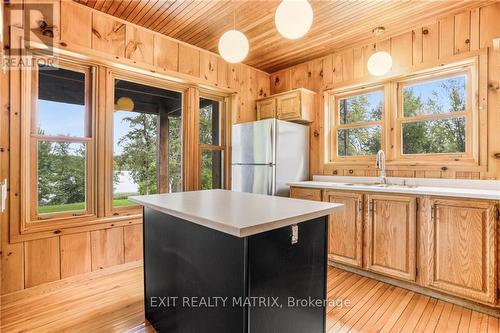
269,2,500,180
0,0,269,295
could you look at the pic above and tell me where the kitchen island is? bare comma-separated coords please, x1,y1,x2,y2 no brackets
130,189,342,333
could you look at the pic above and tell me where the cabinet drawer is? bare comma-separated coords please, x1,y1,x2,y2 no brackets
290,187,322,201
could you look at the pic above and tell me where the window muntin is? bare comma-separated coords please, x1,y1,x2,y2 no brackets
398,70,470,156
333,88,383,158
199,97,225,190
112,79,183,208
31,63,93,220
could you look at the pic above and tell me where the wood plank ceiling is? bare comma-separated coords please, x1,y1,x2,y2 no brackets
75,0,493,73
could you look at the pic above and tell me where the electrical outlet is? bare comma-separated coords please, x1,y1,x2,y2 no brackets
494,37,500,52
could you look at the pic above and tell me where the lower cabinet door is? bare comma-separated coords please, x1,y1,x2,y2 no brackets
366,194,417,281
323,190,363,268
426,199,497,304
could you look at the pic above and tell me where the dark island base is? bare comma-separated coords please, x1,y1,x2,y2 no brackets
143,207,328,333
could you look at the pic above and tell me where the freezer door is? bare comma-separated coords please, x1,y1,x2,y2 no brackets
275,120,309,197
231,164,275,195
232,119,275,164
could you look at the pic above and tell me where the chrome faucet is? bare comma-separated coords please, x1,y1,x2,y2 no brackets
375,150,387,184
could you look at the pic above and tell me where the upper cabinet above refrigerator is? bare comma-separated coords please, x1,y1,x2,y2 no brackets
256,88,316,123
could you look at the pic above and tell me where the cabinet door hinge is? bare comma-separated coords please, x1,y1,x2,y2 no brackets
496,207,500,221
416,200,419,211
415,267,419,277
496,288,500,299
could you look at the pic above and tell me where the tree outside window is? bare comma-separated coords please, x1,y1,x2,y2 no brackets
112,79,183,208
334,89,383,158
199,97,224,190
400,74,467,155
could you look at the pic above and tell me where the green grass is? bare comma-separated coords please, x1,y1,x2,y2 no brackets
113,198,136,208
38,198,137,214
38,202,85,214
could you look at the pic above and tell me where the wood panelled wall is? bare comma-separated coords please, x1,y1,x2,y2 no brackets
0,0,269,295
269,3,500,180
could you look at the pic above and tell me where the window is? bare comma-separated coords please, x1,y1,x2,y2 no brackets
332,88,384,159
199,97,225,190
31,63,93,220
397,66,473,159
112,79,183,208
326,57,480,167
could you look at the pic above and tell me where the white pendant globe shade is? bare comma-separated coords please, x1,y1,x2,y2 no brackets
367,51,393,76
275,0,313,40
218,30,249,63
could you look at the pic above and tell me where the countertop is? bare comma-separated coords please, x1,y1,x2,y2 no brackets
288,176,500,200
129,189,342,237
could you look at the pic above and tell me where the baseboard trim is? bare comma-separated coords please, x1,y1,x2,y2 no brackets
329,261,500,318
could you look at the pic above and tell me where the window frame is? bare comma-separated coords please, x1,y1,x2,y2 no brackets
11,43,233,241
106,69,188,217
27,59,96,224
327,84,389,163
324,54,483,170
198,93,229,190
394,62,477,164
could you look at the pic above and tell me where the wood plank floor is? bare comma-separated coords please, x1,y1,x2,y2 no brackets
1,265,499,332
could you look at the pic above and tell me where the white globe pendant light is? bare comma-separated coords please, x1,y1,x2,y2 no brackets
275,0,313,40
367,51,393,76
218,29,249,63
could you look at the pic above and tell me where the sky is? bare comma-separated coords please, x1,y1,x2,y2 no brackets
403,74,466,115
339,74,466,121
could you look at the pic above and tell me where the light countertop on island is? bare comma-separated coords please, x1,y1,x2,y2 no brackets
129,189,342,237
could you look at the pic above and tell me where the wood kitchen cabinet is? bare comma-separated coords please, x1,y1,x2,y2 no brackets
323,190,363,268
425,198,497,304
256,88,315,122
256,98,276,120
290,186,500,306
290,187,322,201
365,194,417,281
